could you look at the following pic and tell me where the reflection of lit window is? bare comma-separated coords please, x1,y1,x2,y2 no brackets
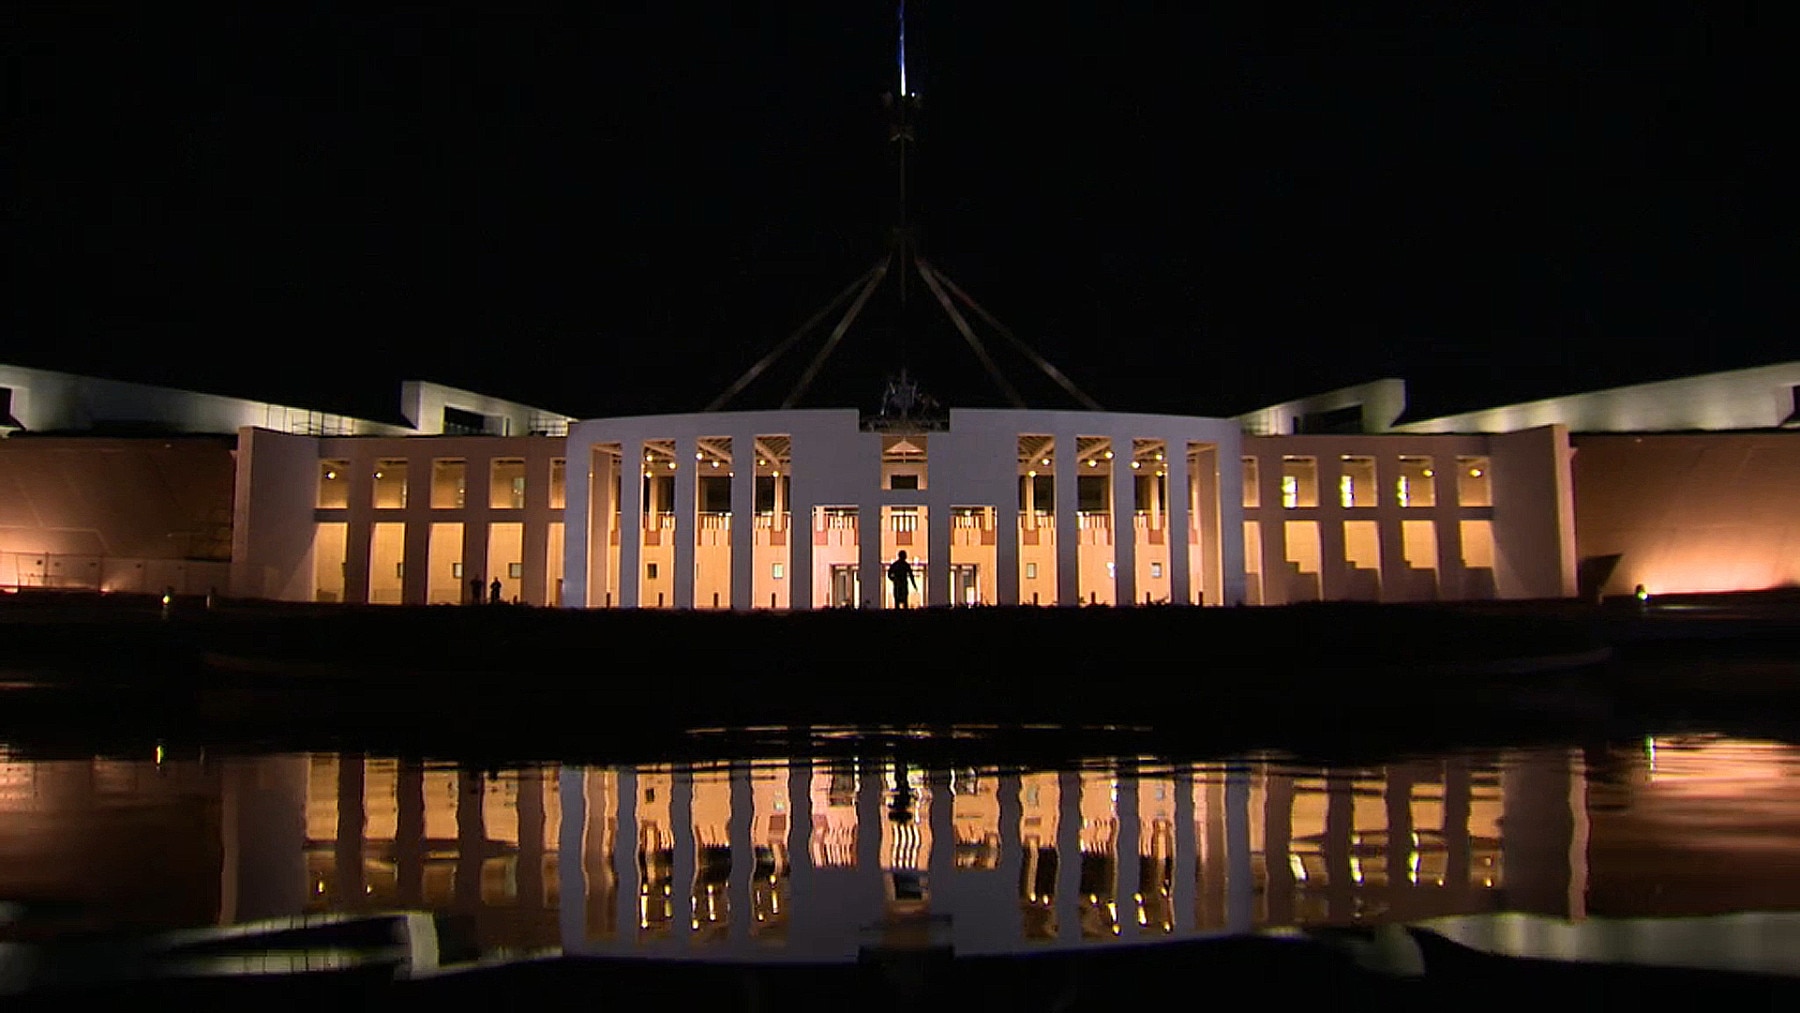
452,562,464,578
771,563,784,579
1106,562,1116,579
1150,562,1163,578
1281,475,1299,508
1340,475,1353,508
1397,476,1409,508
1025,562,1038,579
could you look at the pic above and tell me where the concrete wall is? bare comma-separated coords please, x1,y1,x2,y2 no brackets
230,428,324,600
0,435,236,593
1241,427,1574,603
1573,432,1800,596
0,363,402,437
1398,361,1800,435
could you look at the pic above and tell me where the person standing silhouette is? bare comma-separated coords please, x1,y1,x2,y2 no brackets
489,577,503,604
888,550,918,609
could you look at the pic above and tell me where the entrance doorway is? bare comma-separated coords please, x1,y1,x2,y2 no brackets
951,564,979,606
829,565,861,607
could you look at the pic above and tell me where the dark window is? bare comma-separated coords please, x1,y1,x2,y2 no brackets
442,406,490,436
890,474,919,490
1296,404,1364,435
646,562,658,579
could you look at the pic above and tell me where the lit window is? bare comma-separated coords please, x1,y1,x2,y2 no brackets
1150,562,1163,579
771,563,784,580
1242,458,1261,508
1280,457,1317,508
317,459,350,508
1455,456,1492,507
452,562,464,579
1396,457,1435,507
1025,562,1038,579
1282,475,1299,509
508,562,522,579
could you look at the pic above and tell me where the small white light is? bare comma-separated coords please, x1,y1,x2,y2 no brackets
1130,461,1140,469
646,452,654,461
1103,450,1113,459
758,458,767,466
1027,470,1037,478
1422,468,1434,477
696,451,703,460
1041,458,1050,466
668,461,676,469
711,460,720,468
374,471,383,479
1154,452,1163,461
325,470,337,480
1470,468,1482,477
1087,459,1097,467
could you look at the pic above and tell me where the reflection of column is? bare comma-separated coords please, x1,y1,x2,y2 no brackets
1324,773,1354,922
1264,771,1295,927
337,757,366,909
1226,766,1252,932
997,772,1023,946
397,763,424,907
1443,758,1471,901
1056,771,1081,942
221,756,309,924
730,763,752,942
456,768,486,912
1201,776,1225,930
559,767,586,948
787,760,813,940
673,768,696,938
1172,768,1195,933
614,769,638,938
1501,749,1577,918
1117,773,1140,939
1385,766,1415,921
928,769,953,920
519,767,546,909
859,500,883,609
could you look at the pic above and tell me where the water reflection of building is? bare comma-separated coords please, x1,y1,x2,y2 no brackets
1,747,1595,960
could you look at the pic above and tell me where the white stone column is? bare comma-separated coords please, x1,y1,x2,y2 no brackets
1054,435,1079,606
859,497,883,608
928,493,952,606
1318,455,1348,601
1166,438,1192,605
673,438,697,608
562,439,591,608
731,435,756,609
618,444,644,607
999,460,1023,606
1111,440,1138,606
590,448,616,607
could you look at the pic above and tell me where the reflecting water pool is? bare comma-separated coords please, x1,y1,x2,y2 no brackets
5,735,1800,963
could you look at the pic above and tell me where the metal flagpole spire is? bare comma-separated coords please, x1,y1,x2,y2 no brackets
705,1,1103,413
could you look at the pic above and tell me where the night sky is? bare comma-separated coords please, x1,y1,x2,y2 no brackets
3,4,1768,422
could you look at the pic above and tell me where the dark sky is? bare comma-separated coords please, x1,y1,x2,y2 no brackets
3,4,1772,422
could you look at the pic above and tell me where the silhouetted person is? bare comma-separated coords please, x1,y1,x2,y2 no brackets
489,577,503,604
469,577,482,605
888,550,918,609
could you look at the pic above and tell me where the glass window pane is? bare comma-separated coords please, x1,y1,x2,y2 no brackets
432,459,466,508
318,460,350,509
1455,456,1492,507
1396,456,1436,508
491,459,526,509
373,459,408,509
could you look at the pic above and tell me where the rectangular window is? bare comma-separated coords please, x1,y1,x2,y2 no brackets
508,562,523,579
318,460,350,509
1025,562,1038,579
432,459,466,508
1455,456,1492,507
1150,562,1163,579
1280,457,1317,508
549,458,567,510
890,474,920,490
490,458,527,509
1242,458,1260,508
646,562,659,579
373,460,408,509
1396,456,1436,508
1339,456,1377,507
771,562,784,579
452,562,464,578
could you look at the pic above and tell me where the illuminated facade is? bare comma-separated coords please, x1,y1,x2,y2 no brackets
4,360,1796,603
